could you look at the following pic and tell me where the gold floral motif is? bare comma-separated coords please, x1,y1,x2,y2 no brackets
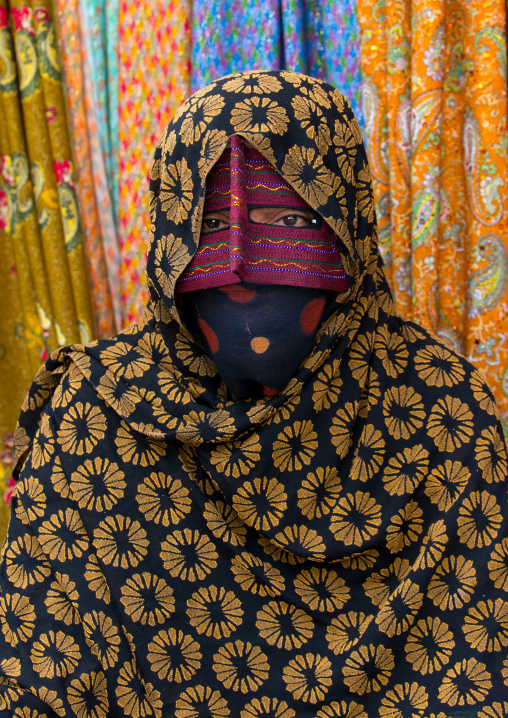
312,360,342,412
160,158,194,224
31,415,55,469
115,421,165,466
177,409,235,444
0,592,35,647
175,331,217,377
273,525,326,559
382,444,429,496
222,72,283,95
99,342,152,379
349,332,374,384
470,371,497,415
84,555,110,604
210,433,261,477
31,630,81,679
404,616,454,675
38,508,88,563
154,235,192,299
282,653,333,704
292,95,331,154
330,401,358,458
362,557,411,606
180,95,225,145
342,645,394,695
330,491,382,546
282,146,334,207
294,567,350,612
374,327,408,378
424,460,470,511
379,682,428,718
488,538,508,591
94,515,149,569
233,477,287,532
438,659,491,707
272,420,318,471
256,599,314,650
375,580,423,637
427,395,474,452
70,458,126,512
414,344,466,387
187,586,243,639
316,700,367,718
382,385,425,440
427,555,477,610
297,466,341,519
198,129,229,179
115,660,162,718
231,96,289,135
135,471,191,526
386,500,424,554
212,640,269,693
326,611,370,655
161,528,218,581
463,598,508,652
350,424,385,481
82,611,121,670
241,696,295,718
230,551,285,597
3,534,50,589
333,120,358,184
475,426,508,483
413,520,448,571
12,475,46,525
68,671,109,718
58,402,105,456
45,573,79,626
175,685,229,718
203,500,246,547
457,490,502,549
120,572,174,626
147,628,201,682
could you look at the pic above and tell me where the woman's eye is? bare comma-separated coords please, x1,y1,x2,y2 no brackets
202,217,228,233
276,214,314,227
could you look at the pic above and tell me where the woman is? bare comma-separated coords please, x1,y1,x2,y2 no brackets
1,70,508,717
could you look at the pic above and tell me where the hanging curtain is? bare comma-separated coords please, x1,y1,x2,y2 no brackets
118,0,192,325
54,0,120,337
0,0,95,537
191,0,363,121
358,0,508,429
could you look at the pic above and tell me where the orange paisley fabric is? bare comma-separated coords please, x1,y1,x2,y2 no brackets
358,0,508,432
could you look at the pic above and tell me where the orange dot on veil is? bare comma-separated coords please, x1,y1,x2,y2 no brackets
301,298,326,334
198,318,219,353
251,337,270,354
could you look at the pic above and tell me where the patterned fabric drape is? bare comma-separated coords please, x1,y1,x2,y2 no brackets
118,0,192,325
54,0,119,338
0,0,95,538
192,0,363,120
358,0,508,428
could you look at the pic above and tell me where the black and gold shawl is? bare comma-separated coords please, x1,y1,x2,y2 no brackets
2,71,508,717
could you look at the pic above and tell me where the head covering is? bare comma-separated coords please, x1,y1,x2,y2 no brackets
4,71,508,717
177,134,349,292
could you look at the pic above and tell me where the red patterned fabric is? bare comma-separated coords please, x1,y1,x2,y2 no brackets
177,136,348,292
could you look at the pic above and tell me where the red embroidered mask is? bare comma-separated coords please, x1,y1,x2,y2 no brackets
176,135,348,293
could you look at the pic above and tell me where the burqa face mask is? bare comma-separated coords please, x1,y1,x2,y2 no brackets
176,135,348,293
180,282,333,400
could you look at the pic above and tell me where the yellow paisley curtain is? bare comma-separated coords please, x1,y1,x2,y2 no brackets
0,0,95,537
358,0,508,429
